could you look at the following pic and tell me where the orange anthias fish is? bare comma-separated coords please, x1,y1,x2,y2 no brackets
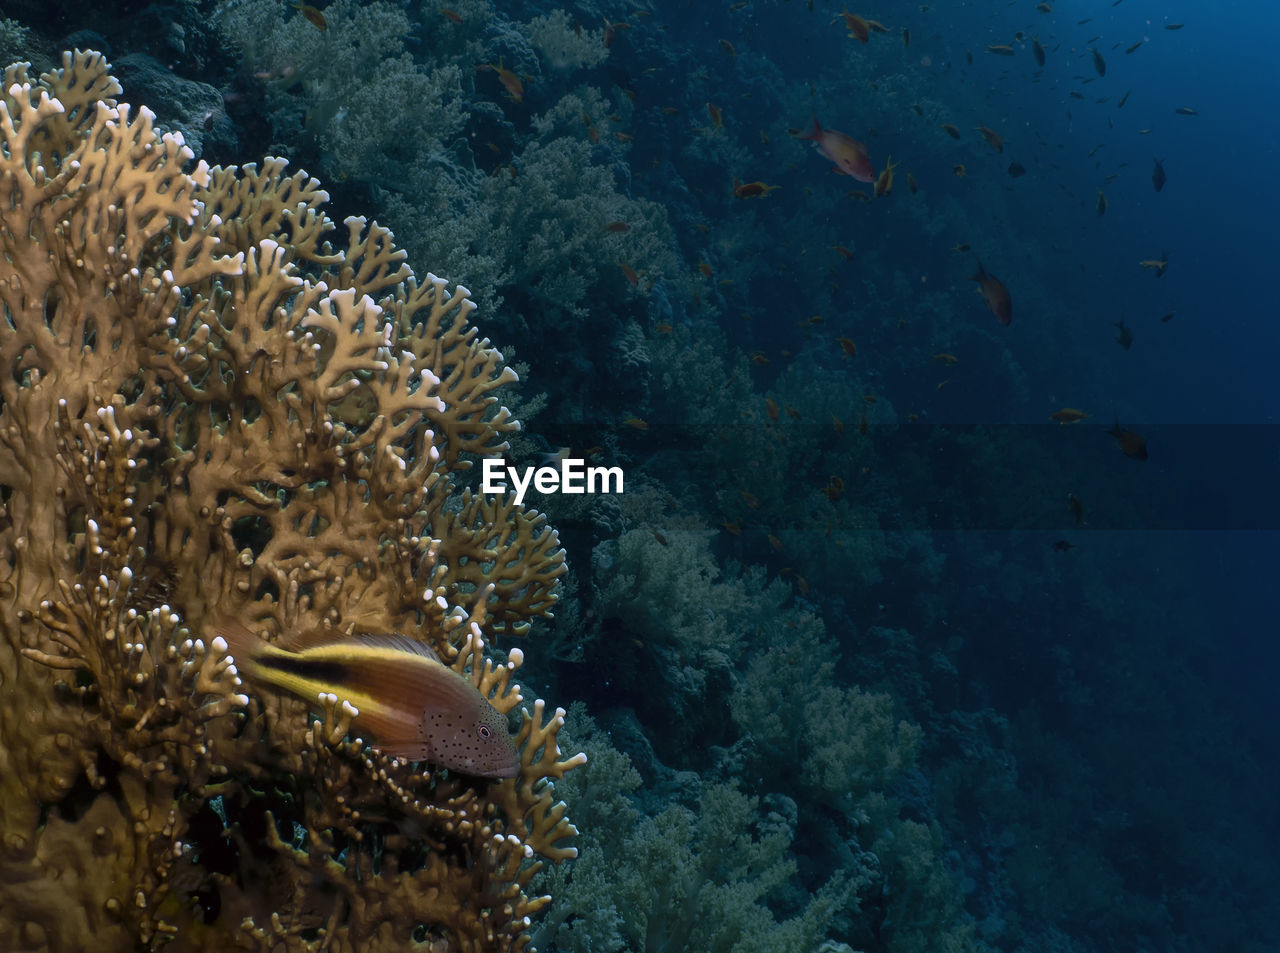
213,620,519,778
1139,253,1169,278
480,59,524,103
873,155,900,198
834,9,870,43
732,176,781,198
970,262,1013,325
975,125,1004,153
1051,407,1090,424
292,2,327,30
795,116,874,183
1108,421,1148,460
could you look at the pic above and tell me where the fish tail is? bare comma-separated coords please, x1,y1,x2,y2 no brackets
210,616,269,673
800,115,822,141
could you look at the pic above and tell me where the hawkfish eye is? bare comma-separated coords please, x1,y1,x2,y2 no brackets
478,725,492,739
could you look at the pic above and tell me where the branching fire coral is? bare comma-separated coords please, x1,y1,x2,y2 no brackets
0,50,580,953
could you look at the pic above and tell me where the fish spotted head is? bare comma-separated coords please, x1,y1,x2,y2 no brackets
412,697,520,779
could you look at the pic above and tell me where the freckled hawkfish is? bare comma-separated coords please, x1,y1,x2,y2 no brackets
215,619,519,778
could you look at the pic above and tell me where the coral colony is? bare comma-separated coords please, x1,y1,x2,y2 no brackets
0,52,581,952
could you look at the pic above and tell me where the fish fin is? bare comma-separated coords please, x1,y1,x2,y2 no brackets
374,739,436,761
347,632,442,662
210,616,269,668
276,625,354,652
279,627,440,659
970,261,987,282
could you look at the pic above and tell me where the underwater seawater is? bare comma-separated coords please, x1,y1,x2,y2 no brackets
0,0,1275,950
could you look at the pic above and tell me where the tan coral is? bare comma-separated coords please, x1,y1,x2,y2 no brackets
0,50,579,953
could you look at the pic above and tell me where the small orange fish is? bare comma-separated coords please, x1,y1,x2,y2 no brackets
970,261,1012,325
796,116,874,182
824,475,845,500
603,221,631,233
831,244,854,260
292,1,327,29
767,534,783,552
742,491,761,509
623,416,649,430
719,38,738,57
834,9,870,43
1139,254,1168,278
480,59,524,103
932,353,959,364
940,123,961,139
764,397,779,421
1051,408,1089,424
720,520,742,536
698,260,715,279
831,414,844,435
836,336,857,358
986,44,1015,55
906,172,918,193
440,7,462,24
732,177,781,198
706,102,723,129
975,125,1004,153
1108,421,1148,460
654,322,673,334
953,164,966,177
749,351,770,365
618,262,640,285
873,155,900,198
